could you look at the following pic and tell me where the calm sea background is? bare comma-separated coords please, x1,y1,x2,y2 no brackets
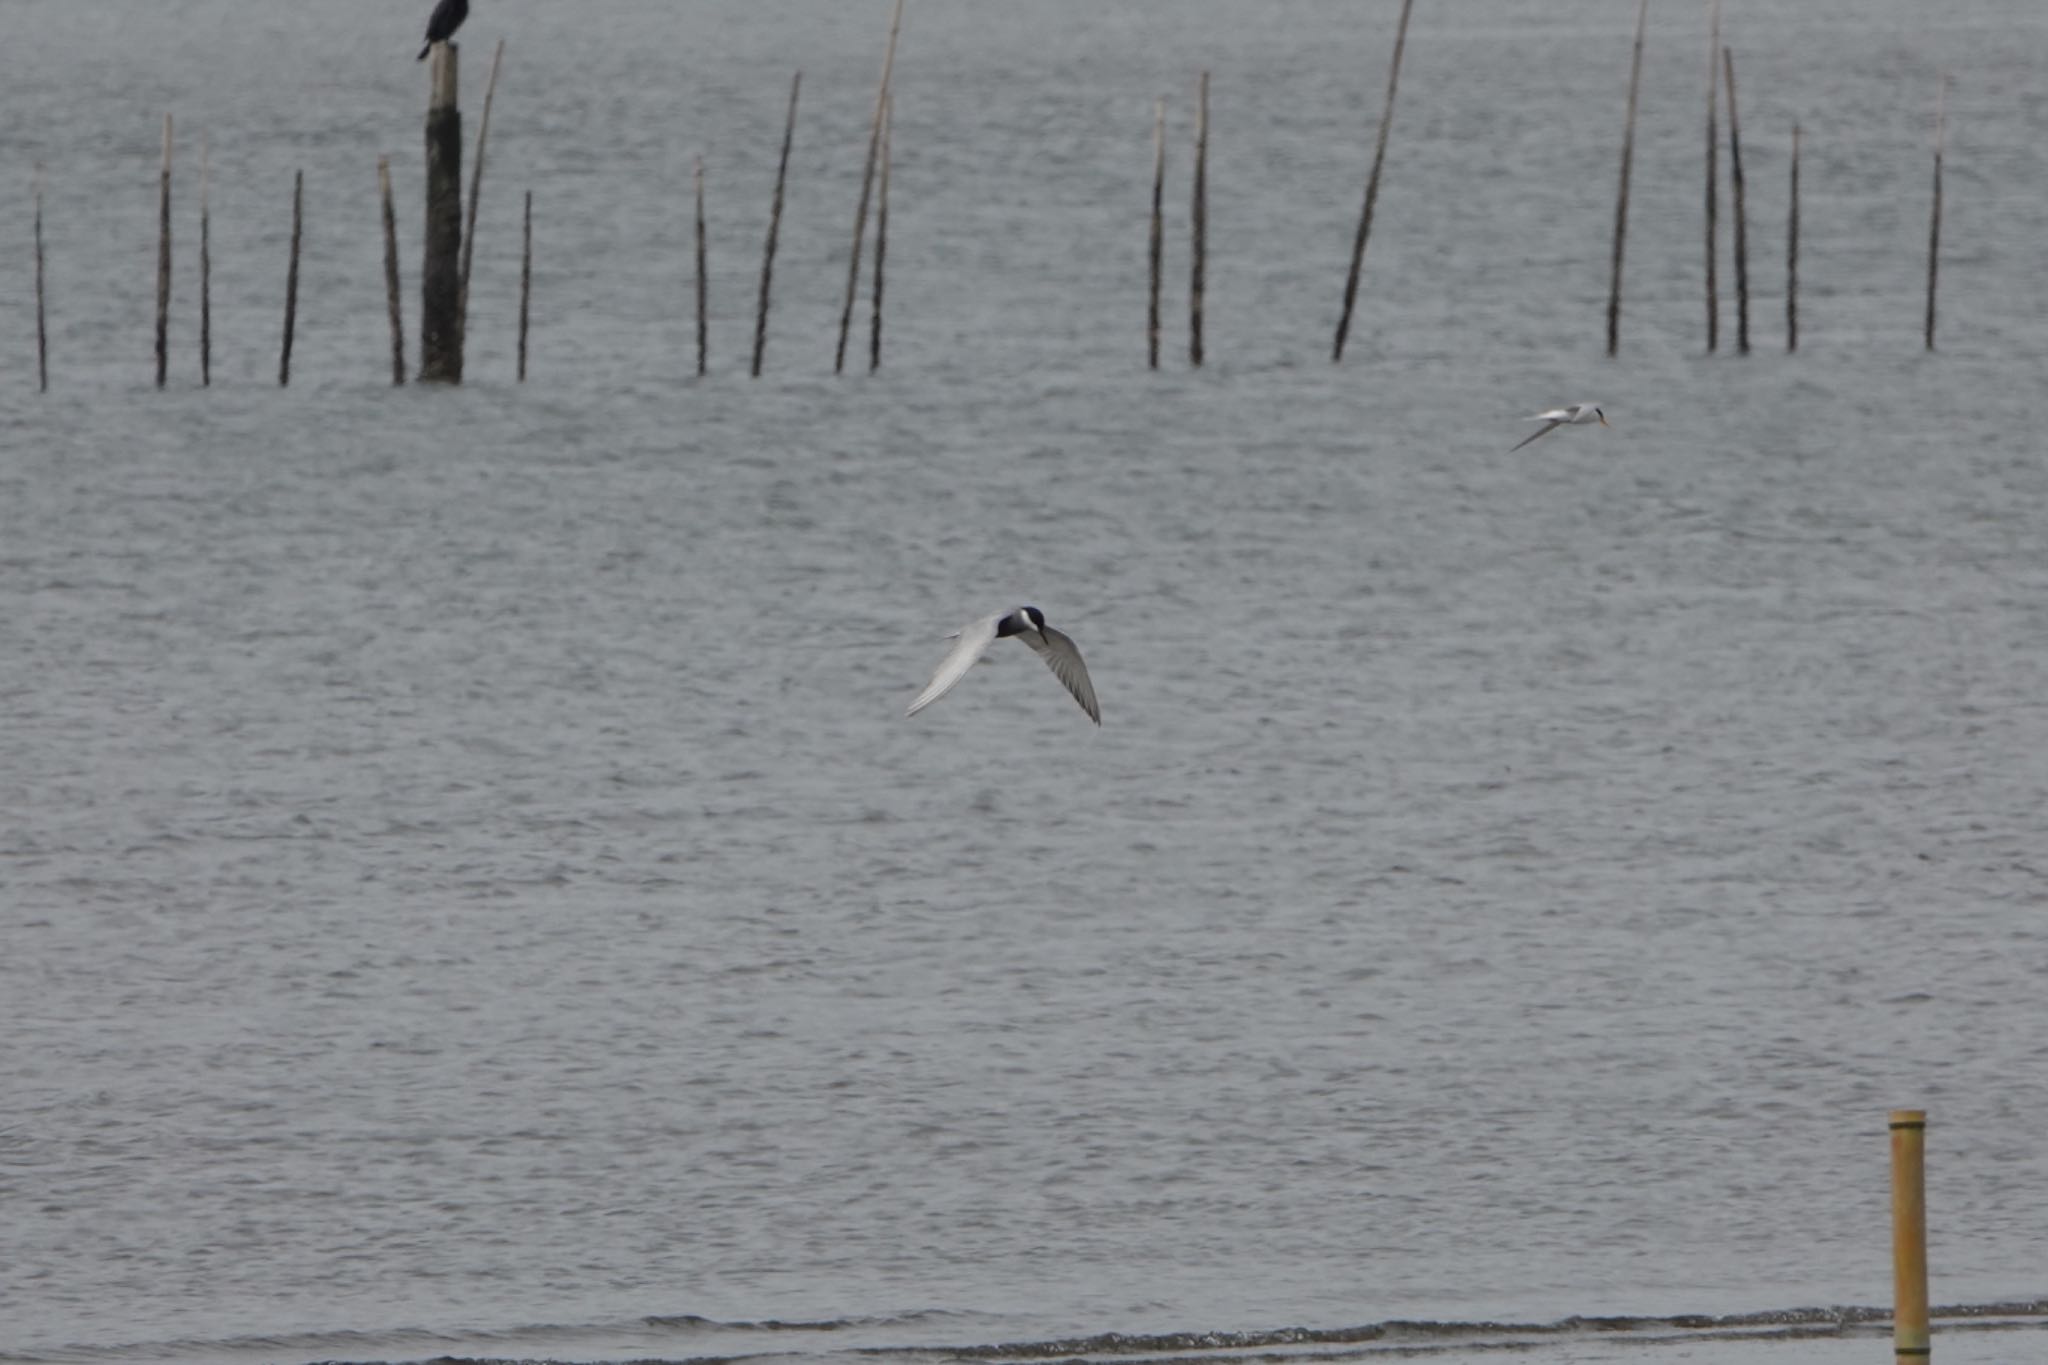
3,2,2046,1363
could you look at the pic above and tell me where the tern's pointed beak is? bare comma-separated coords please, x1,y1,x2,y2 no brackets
1598,413,1611,428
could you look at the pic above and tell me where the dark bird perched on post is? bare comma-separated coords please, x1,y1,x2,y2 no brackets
417,0,469,60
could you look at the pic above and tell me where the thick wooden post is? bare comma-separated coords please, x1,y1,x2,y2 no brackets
1925,72,1946,352
1189,69,1208,369
1147,99,1165,370
752,71,800,378
834,0,905,374
379,156,406,385
1332,0,1415,362
1704,0,1720,353
280,170,303,386
1724,46,1750,354
1786,123,1800,353
155,114,172,388
420,44,463,383
34,163,49,393
1890,1111,1930,1363
199,135,212,386
1606,0,1649,358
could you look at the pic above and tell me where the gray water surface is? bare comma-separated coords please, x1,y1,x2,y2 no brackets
3,3,2046,1364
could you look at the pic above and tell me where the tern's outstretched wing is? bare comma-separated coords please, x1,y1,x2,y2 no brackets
906,614,1002,717
1508,419,1564,453
1022,625,1102,725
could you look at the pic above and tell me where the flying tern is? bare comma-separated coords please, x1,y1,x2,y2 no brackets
1510,402,1609,452
906,606,1101,725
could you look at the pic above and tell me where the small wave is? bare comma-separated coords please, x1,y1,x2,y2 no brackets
0,1324,474,1365
918,1301,2048,1361
642,1311,962,1334
0,1307,976,1365
10,1302,2041,1365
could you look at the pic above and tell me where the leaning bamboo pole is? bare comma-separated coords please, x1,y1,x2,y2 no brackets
379,155,406,385
869,95,892,373
155,114,172,388
1786,122,1800,353
1189,69,1208,369
694,156,708,378
1925,71,1947,352
518,189,533,382
752,72,800,378
1723,45,1750,354
1704,0,1720,353
1606,0,1649,358
33,163,48,393
1332,0,1416,363
1147,98,1165,371
199,134,212,386
457,38,505,346
834,0,905,374
279,170,303,386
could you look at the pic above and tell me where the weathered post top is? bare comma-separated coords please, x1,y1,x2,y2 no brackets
431,41,459,112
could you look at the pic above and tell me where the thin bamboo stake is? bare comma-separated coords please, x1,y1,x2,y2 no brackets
1704,0,1720,354
457,37,505,345
1786,122,1800,353
155,114,172,389
1889,1111,1930,1364
1925,71,1946,352
379,155,406,385
1189,69,1208,369
1724,46,1750,354
33,163,48,393
753,71,800,378
1147,98,1165,371
1332,0,1415,363
834,0,905,375
694,156,708,378
518,189,532,382
279,170,303,386
1606,0,1649,358
199,134,212,386
869,95,892,374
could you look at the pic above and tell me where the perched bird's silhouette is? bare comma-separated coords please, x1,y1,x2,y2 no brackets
417,0,470,60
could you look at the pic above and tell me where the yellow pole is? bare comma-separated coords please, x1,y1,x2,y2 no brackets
1890,1109,1929,1362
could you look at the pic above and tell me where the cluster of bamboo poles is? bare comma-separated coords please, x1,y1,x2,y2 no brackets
26,0,906,392
1605,0,1952,358
1143,0,1952,369
1143,0,1414,369
1145,0,1948,369
30,49,522,395
742,0,901,381
19,0,1962,391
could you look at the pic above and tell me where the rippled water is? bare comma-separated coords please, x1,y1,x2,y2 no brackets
3,3,2047,1364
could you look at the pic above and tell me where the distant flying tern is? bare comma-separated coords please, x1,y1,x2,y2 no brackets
1510,402,1609,452
906,607,1101,725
